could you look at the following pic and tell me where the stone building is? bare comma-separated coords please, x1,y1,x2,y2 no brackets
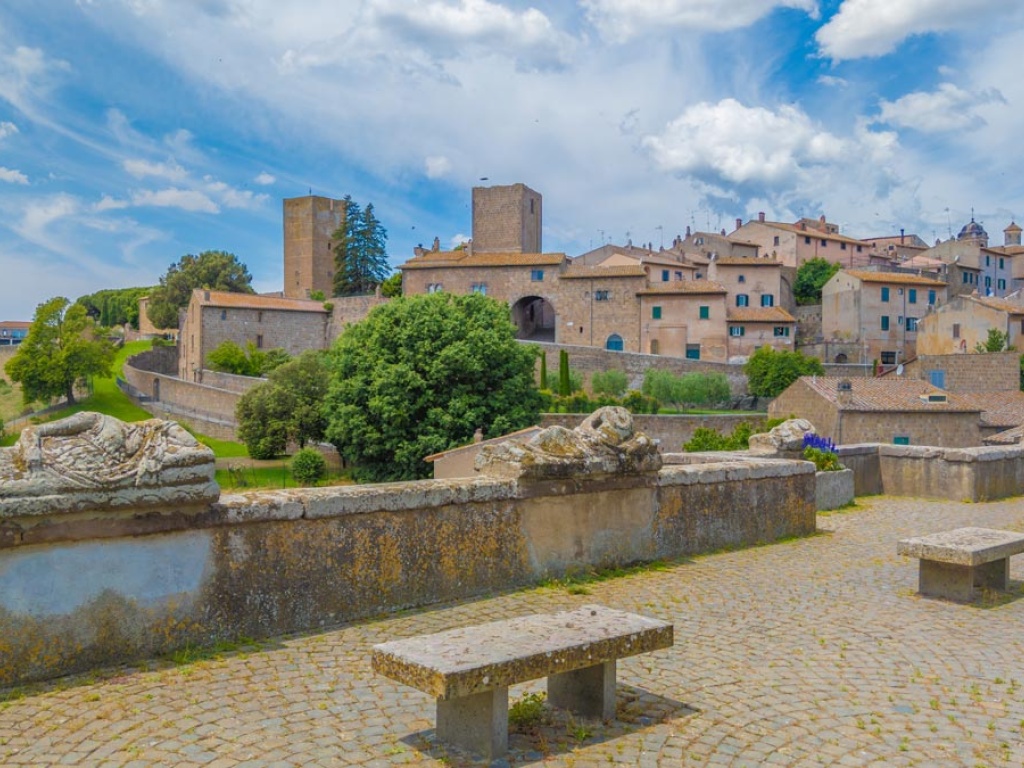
731,213,873,269
821,270,948,366
178,289,329,381
769,376,984,447
283,195,346,299
472,183,542,254
915,293,1024,356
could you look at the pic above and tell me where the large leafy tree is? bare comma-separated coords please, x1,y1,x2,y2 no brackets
794,257,841,305
332,197,390,296
207,340,289,377
76,286,153,329
235,351,331,458
744,346,825,399
323,293,543,482
146,250,254,329
5,297,116,405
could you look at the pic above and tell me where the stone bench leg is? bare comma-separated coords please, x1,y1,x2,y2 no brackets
548,660,616,720
436,686,508,759
919,558,1009,601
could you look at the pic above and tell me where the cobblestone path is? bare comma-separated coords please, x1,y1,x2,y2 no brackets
3,496,1024,766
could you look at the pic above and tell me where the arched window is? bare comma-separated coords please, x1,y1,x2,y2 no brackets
834,353,848,363
606,334,624,351
736,294,749,307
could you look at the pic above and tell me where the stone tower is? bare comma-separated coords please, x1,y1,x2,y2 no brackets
283,196,346,299
471,183,542,253
1004,221,1022,247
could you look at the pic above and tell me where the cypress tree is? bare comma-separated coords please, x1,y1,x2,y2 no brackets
559,350,571,396
539,351,547,389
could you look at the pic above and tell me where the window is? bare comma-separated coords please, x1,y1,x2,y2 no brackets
427,283,444,293
986,255,991,266
220,310,227,321
773,236,780,246
881,287,890,302
738,275,746,283
594,290,610,301
650,339,659,355
841,242,847,250
985,275,992,288
898,315,903,327
906,317,918,332
962,273,969,284
804,236,811,245
881,351,897,365
952,323,961,339
256,334,264,349
881,316,890,331
774,326,790,337
729,326,745,337
530,269,544,282
928,290,936,305
471,283,488,295
821,239,827,247
652,306,662,319
530,199,535,214
1000,257,1005,269
685,344,700,360
257,311,263,323
699,305,709,320
908,289,917,304
893,436,910,446
674,271,683,280
662,269,670,282
761,294,774,307
998,279,1006,291
856,245,863,252
929,370,946,388
605,334,623,351
736,294,749,307
695,237,704,245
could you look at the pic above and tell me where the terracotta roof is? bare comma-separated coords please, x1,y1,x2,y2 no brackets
796,376,982,413
1006,222,1022,233
727,307,796,323
637,280,728,295
401,252,566,269
983,423,1024,445
561,264,647,279
974,296,1024,315
713,257,780,267
0,320,31,329
959,392,1024,427
751,220,866,246
640,254,692,268
843,270,947,287
195,290,327,313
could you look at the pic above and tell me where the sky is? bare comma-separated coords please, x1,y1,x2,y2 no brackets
2,0,1024,320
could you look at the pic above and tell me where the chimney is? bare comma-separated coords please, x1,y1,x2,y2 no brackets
685,225,691,237
758,212,765,223
900,228,905,244
836,379,853,406
735,218,742,231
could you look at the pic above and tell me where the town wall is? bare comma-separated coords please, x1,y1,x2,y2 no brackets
0,459,815,686
904,352,1020,392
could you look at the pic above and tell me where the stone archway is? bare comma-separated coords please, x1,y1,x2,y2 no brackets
511,296,557,342
834,353,848,364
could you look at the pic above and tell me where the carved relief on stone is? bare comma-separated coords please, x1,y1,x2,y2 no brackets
475,406,662,480
0,412,218,517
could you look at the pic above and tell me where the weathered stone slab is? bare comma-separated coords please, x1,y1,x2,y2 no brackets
0,412,217,518
748,418,815,456
371,604,673,700
897,527,1024,567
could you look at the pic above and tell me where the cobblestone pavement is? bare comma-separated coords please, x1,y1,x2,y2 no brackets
4,496,1024,767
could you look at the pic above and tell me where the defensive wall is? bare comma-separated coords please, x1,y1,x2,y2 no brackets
0,455,815,687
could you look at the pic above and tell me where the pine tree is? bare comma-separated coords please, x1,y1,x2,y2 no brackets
332,198,390,296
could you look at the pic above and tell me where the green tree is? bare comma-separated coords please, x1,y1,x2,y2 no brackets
380,272,403,298
291,448,327,486
5,297,116,405
975,328,1014,353
146,250,254,329
744,346,825,399
76,286,154,329
591,369,629,397
558,349,571,396
642,369,730,409
207,341,289,377
794,257,840,305
323,293,543,482
235,351,331,459
539,351,548,390
332,198,390,296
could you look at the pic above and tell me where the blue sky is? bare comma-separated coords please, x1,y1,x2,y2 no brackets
1,0,1022,320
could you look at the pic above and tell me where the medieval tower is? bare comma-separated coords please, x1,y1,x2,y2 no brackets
471,183,542,253
283,195,346,299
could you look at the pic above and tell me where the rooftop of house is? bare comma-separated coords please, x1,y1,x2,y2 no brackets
561,264,648,279
983,422,1024,445
713,256,781,267
637,280,728,296
842,270,948,287
193,290,328,313
958,391,1024,428
743,219,867,247
796,376,982,413
0,320,31,329
400,251,567,269
727,307,796,323
973,295,1024,315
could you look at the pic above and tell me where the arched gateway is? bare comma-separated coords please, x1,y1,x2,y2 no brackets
511,296,556,342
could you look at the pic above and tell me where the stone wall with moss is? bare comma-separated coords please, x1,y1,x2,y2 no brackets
0,462,815,687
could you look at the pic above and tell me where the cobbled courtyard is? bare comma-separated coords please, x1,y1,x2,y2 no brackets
3,495,1024,767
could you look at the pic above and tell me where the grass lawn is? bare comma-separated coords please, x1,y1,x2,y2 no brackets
216,465,355,490
1,339,250,459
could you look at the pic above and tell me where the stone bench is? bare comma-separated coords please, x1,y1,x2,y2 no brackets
897,527,1024,601
371,604,674,759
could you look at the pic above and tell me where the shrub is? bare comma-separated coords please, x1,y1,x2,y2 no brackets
803,446,842,472
591,369,628,397
291,448,327,485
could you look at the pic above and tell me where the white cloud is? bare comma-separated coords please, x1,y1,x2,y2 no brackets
816,0,1010,60
877,83,1006,133
94,195,130,211
130,188,219,213
450,232,470,248
123,158,189,181
582,0,817,43
425,155,452,179
0,121,17,140
817,75,847,88
202,177,267,209
0,166,28,184
255,171,276,185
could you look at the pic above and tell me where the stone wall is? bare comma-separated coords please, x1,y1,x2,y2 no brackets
904,352,1020,392
877,444,1024,502
122,362,243,440
0,459,815,687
